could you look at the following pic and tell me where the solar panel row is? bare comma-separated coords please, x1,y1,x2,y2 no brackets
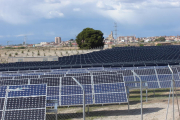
0,84,47,120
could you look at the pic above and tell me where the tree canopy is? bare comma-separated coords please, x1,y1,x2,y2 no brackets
76,28,104,49
155,37,166,42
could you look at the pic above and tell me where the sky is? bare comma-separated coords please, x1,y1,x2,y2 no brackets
0,0,180,45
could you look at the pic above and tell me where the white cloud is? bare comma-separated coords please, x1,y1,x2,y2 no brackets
0,35,3,38
0,0,180,26
73,8,81,12
15,33,34,37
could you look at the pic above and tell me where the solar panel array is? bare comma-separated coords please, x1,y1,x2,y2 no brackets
0,71,127,107
1,65,180,109
0,84,47,120
1,46,180,71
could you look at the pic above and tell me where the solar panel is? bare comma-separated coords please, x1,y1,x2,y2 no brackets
40,74,64,78
93,74,123,84
92,71,117,76
14,75,38,79
117,70,133,76
94,83,125,93
30,78,60,86
66,73,90,77
95,93,127,104
1,84,47,120
0,79,29,86
160,81,171,88
61,94,93,105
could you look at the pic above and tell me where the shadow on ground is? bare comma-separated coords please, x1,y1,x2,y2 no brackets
46,107,163,120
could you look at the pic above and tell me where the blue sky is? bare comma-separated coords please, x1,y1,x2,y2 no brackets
0,0,180,45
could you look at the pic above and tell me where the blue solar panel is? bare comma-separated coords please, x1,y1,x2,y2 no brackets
158,75,172,81
140,75,157,82
0,86,7,97
94,83,125,93
95,93,127,104
61,85,92,95
61,94,93,105
47,87,59,96
147,82,159,88
8,84,46,97
0,84,47,120
47,96,60,106
175,81,180,87
160,81,171,88
5,109,45,120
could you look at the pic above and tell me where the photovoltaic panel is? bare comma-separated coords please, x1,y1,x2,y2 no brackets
0,77,13,80
160,81,171,88
0,79,28,86
14,75,38,79
156,68,172,74
92,71,117,76
95,93,127,104
134,69,156,75
158,75,172,81
94,83,125,93
0,86,7,97
61,94,93,105
47,87,59,96
61,77,77,85
30,78,60,86
5,109,46,120
117,70,133,76
61,85,92,95
6,96,46,109
47,96,59,106
40,74,64,78
2,84,47,120
8,84,46,97
74,76,92,85
66,73,90,77
147,82,159,88
140,75,157,82
93,74,123,84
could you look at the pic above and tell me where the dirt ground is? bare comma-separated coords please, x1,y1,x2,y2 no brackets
0,48,99,63
53,98,180,120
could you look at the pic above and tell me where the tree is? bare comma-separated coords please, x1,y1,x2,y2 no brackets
155,37,166,42
76,28,104,49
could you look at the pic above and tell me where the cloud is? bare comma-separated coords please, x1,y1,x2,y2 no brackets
0,35,3,38
73,8,81,12
15,33,34,37
0,0,180,27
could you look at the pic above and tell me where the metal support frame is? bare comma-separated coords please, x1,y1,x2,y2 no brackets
72,77,86,120
131,70,143,120
166,65,180,120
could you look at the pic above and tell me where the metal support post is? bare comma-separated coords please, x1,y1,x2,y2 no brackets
88,105,89,115
131,70,143,120
128,94,130,112
168,65,175,120
146,88,148,102
72,77,86,120
140,76,143,120
166,85,172,120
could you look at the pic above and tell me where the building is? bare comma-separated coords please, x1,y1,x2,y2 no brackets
118,35,136,43
55,37,61,44
40,42,48,46
104,31,114,45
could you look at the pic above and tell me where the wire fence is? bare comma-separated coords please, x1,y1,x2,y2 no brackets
1,65,180,120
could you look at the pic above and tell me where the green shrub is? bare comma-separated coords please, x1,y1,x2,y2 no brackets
156,43,162,46
139,44,144,47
